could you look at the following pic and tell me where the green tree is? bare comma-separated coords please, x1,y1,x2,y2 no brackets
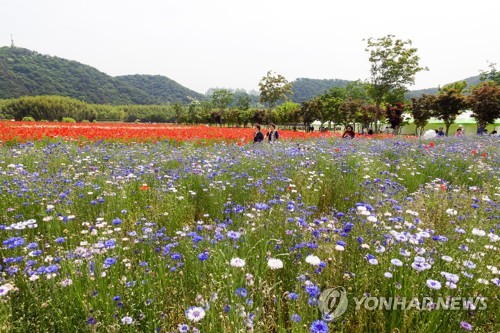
410,94,435,136
258,71,293,108
234,91,252,111
365,35,427,131
468,82,500,129
480,62,500,84
433,81,468,136
320,87,347,130
275,101,301,129
299,99,321,131
210,89,234,126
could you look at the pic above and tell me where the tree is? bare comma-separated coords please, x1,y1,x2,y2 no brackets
433,81,468,136
258,70,293,108
468,82,500,129
210,89,234,126
385,102,406,134
410,94,435,136
480,62,500,85
299,99,321,131
320,86,347,130
356,104,378,131
339,100,361,127
365,35,427,131
234,91,252,111
275,101,300,127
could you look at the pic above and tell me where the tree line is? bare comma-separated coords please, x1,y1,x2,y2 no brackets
1,36,498,133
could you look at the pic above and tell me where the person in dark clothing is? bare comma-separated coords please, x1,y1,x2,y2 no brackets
342,125,355,139
437,127,445,136
266,123,279,143
253,124,264,143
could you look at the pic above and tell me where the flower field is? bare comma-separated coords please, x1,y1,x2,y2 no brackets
0,131,499,332
0,122,337,143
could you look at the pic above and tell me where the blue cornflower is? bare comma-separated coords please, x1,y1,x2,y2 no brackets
291,313,301,323
227,231,241,240
26,242,38,250
235,287,248,298
55,237,65,244
198,251,209,261
112,218,122,225
305,284,321,298
103,257,117,268
310,320,328,333
288,292,299,300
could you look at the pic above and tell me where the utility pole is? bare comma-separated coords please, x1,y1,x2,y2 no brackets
10,34,15,47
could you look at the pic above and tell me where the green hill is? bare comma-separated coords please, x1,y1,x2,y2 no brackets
0,46,203,104
116,75,203,104
405,75,482,99
291,78,351,103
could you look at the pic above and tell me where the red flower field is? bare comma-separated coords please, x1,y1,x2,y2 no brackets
0,121,397,143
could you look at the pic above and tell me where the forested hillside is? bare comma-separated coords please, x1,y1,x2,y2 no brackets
0,46,203,104
290,78,351,103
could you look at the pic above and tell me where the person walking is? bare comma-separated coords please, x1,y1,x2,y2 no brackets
253,124,264,143
266,123,279,143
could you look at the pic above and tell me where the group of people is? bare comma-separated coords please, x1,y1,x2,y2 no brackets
253,123,279,143
424,124,499,138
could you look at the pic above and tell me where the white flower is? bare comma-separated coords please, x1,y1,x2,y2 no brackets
445,208,457,216
335,244,345,251
230,257,246,268
121,316,133,324
267,258,283,270
60,278,73,287
384,272,393,278
441,255,453,262
305,255,321,266
426,279,442,290
185,306,206,322
477,278,489,285
0,283,14,297
367,215,377,222
471,228,486,237
391,259,403,267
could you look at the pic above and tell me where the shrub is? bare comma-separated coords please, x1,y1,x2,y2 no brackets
62,117,76,123
22,116,35,122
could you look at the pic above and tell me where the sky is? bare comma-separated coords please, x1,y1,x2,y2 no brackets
1,0,499,94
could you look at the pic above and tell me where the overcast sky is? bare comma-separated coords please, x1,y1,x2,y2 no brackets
1,0,499,94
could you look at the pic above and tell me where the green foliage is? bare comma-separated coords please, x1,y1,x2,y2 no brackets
62,117,76,123
0,47,203,104
275,101,301,125
2,95,97,122
116,74,204,103
210,88,234,113
291,78,350,103
468,82,500,128
433,81,468,135
121,104,176,123
258,70,293,108
21,116,35,121
479,62,500,84
410,94,435,136
365,35,427,130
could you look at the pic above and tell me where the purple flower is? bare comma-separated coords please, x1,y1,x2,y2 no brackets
198,251,209,261
103,257,117,268
460,321,473,331
310,320,328,333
